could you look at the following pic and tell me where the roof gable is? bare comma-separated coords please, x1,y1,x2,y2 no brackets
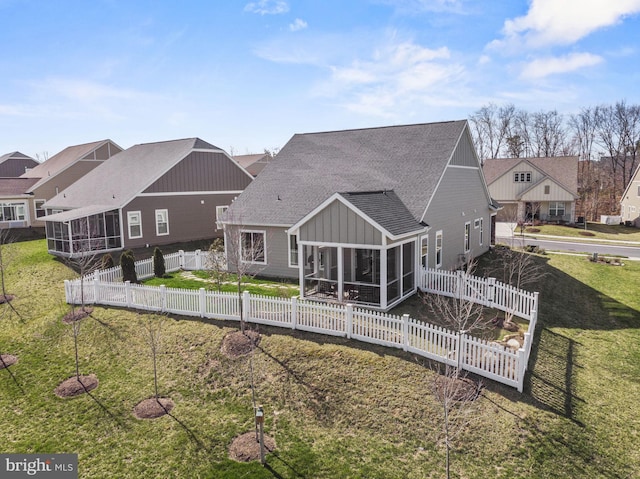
483,156,579,195
43,138,241,210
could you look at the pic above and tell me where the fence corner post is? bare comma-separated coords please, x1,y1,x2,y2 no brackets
199,288,206,318
125,280,132,308
517,348,526,393
346,303,353,339
487,277,496,307
291,296,298,330
64,279,70,304
93,277,99,304
179,250,185,269
242,290,251,324
402,313,410,351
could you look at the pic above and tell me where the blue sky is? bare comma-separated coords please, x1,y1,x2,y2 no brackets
1,0,639,159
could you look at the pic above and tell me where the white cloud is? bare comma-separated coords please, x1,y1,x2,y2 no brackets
244,0,289,15
289,18,308,32
519,52,603,80
320,39,466,117
494,0,640,50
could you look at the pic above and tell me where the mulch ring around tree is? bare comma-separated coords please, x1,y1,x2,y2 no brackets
0,294,15,304
0,354,17,369
434,376,483,402
133,397,175,419
229,431,276,462
221,330,261,358
62,307,93,324
54,374,99,398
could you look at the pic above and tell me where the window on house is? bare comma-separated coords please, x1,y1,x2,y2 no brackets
240,230,266,264
549,202,565,217
479,218,484,246
464,222,471,252
637,186,640,197
155,209,169,236
420,236,428,268
544,185,550,194
215,205,228,230
288,234,298,267
0,202,26,222
35,200,46,218
514,171,532,182
435,230,443,268
474,218,480,228
127,211,142,239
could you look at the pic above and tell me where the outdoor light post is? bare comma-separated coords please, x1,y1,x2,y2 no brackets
255,405,265,465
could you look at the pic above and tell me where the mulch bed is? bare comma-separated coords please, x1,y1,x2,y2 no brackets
133,397,175,419
62,307,93,324
221,330,261,358
0,354,17,369
0,294,14,304
54,374,99,398
229,431,276,462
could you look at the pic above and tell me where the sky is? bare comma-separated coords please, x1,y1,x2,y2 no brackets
1,0,640,160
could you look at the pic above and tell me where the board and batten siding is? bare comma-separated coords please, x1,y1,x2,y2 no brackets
122,193,238,249
450,129,479,168
298,199,383,245
143,151,252,194
423,165,491,269
519,180,575,202
487,164,546,201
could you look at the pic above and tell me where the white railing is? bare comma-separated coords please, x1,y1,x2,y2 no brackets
420,268,538,323
65,276,537,392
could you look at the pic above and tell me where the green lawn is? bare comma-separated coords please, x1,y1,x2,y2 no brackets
519,222,640,242
1,239,639,478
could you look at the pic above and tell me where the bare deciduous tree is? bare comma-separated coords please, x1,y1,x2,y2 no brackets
206,238,228,292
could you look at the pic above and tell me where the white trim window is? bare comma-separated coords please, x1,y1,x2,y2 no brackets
435,230,443,268
127,211,142,239
240,230,266,264
35,200,47,218
288,233,298,267
514,171,532,182
420,235,428,268
479,218,484,246
549,202,565,217
155,209,169,236
464,222,471,252
0,202,26,222
215,205,228,230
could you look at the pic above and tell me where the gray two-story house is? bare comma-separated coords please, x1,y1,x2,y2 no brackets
222,120,499,311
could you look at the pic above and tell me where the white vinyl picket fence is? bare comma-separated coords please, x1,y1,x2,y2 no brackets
64,251,538,392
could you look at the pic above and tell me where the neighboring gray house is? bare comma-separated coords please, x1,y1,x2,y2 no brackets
483,156,579,223
222,120,498,311
43,138,253,257
621,164,640,227
233,153,271,177
0,151,39,177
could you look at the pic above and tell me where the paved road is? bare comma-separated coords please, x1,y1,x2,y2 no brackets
495,235,640,259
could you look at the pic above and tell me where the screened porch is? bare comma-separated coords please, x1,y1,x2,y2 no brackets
45,208,122,257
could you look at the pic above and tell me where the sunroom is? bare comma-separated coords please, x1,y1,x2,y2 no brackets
288,191,427,311
44,205,122,257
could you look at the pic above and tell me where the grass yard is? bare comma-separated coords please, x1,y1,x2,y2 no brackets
1,240,639,478
519,222,640,242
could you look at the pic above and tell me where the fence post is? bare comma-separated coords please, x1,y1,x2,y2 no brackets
402,313,410,351
532,292,539,322
517,349,526,393
242,290,251,324
487,277,495,307
346,304,353,339
93,277,100,304
195,249,202,270
64,280,70,304
199,288,206,318
125,281,132,308
456,270,464,299
179,250,185,269
160,285,167,313
291,296,298,330
457,332,465,371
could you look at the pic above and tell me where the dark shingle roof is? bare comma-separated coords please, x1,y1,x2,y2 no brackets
0,178,39,196
227,120,467,226
340,190,425,236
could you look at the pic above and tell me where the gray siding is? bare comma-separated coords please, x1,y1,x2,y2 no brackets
424,166,491,269
298,200,383,245
122,193,237,249
226,226,296,279
144,152,252,193
450,129,478,167
0,158,39,177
